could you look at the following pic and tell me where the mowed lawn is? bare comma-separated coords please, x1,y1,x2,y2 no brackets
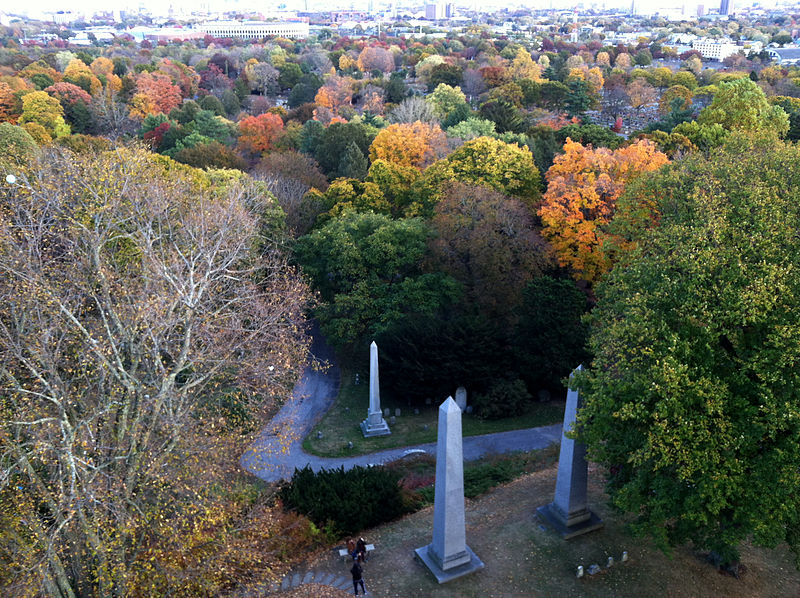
297,463,800,598
303,373,564,457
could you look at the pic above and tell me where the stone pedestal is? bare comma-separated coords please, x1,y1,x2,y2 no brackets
415,397,484,583
537,365,603,539
361,341,390,437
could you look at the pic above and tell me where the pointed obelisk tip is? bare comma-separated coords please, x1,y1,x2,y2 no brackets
371,340,377,349
441,396,459,412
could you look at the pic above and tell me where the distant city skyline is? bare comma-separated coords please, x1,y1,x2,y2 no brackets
8,0,746,17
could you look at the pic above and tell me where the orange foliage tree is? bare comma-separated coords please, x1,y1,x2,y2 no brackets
368,121,447,169
0,81,18,122
313,74,354,118
238,112,285,154
133,72,182,116
357,46,395,73
538,138,669,284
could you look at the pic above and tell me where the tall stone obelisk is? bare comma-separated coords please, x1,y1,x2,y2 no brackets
415,397,484,583
537,365,603,538
360,341,390,437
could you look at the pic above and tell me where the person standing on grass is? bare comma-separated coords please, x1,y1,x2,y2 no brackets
351,559,366,595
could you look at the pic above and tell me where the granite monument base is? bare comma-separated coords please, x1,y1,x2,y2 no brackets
537,503,604,539
414,544,484,584
360,418,391,437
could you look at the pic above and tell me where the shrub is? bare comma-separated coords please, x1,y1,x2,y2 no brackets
472,378,531,420
279,465,409,537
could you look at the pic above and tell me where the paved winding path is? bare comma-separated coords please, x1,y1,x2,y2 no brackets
241,328,563,483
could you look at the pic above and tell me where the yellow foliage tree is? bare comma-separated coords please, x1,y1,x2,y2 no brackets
368,121,447,170
538,138,669,284
510,48,542,81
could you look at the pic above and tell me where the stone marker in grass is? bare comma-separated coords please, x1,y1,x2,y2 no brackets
361,341,390,438
415,396,484,583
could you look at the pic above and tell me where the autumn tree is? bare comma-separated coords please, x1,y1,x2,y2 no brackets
368,121,447,170
0,81,22,123
416,136,541,215
244,61,280,96
658,84,693,115
579,137,800,570
238,112,285,154
357,46,395,73
0,148,310,597
131,72,182,117
62,58,102,95
18,90,70,139
538,138,669,284
314,74,354,118
627,78,658,112
429,182,554,320
697,77,789,138
427,83,468,120
509,48,542,81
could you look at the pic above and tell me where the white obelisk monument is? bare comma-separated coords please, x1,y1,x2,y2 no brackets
360,341,390,437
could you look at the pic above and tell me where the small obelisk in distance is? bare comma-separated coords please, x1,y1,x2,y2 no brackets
360,341,390,437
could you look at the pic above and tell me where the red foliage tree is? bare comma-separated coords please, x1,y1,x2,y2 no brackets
238,112,285,154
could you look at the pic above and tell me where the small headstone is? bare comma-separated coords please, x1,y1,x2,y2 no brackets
390,416,396,425
455,387,467,411
425,398,432,405
464,405,473,414
606,556,614,568
395,408,401,417
587,564,601,575
423,424,429,431
348,441,354,449
384,407,391,417
621,551,628,562
345,407,350,413
316,430,323,439
576,565,584,578
414,408,420,415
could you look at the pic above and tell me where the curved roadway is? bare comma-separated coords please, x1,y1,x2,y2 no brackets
241,328,563,483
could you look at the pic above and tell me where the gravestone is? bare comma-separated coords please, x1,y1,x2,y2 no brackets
425,398,432,405
389,416,396,425
395,408,401,417
455,387,467,411
537,365,603,538
415,397,484,583
361,341,391,437
384,408,391,417
414,408,420,415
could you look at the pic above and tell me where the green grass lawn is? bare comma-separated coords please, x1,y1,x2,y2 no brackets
302,371,564,457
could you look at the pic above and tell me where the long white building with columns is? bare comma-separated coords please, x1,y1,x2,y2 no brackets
195,20,309,40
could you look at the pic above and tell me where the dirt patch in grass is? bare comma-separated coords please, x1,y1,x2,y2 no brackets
303,373,564,457
300,464,800,598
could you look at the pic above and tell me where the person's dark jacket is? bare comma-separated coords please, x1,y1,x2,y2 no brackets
351,562,363,581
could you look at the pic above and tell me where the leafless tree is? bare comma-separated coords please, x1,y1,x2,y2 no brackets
0,146,310,597
388,96,438,124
